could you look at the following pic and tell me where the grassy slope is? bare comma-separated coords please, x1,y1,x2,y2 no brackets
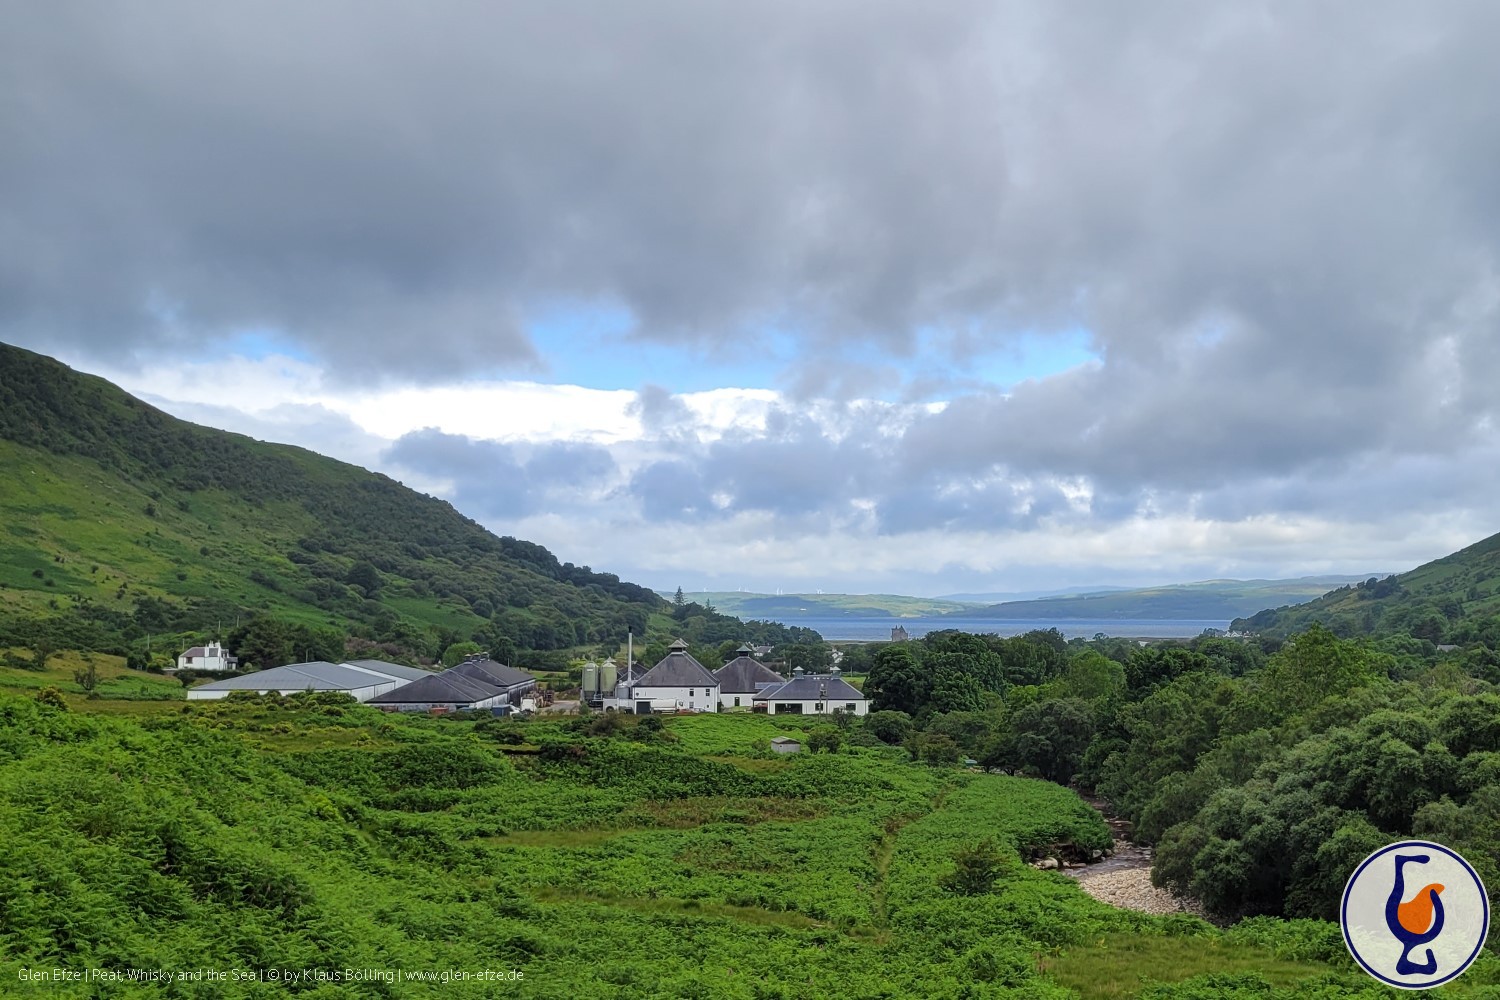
1235,531,1500,636
962,577,1377,621
666,592,982,619
0,341,659,651
4,697,1480,999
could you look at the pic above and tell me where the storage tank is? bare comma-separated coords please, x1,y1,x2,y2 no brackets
600,658,618,694
581,661,598,696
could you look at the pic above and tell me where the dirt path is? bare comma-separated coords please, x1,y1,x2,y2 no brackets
869,784,953,928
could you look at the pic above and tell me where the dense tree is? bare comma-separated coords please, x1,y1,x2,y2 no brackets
1006,698,1093,783
863,710,914,745
866,645,928,715
440,641,484,666
928,662,987,714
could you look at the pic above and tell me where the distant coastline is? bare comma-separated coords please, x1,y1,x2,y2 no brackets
761,616,1227,642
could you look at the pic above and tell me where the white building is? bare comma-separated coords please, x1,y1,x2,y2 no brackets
185,659,433,701
714,644,785,711
175,641,238,672
623,638,719,713
755,668,868,716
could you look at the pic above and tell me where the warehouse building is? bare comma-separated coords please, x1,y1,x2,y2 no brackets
185,659,433,701
368,655,538,713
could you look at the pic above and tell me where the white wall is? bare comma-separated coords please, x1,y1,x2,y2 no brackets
186,684,384,702
632,684,719,712
766,697,868,717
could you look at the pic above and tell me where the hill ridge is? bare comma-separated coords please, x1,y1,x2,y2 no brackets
0,341,661,666
1232,531,1500,640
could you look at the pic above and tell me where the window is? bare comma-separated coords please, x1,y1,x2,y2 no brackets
734,696,741,707
845,703,857,712
689,689,695,697
815,703,823,712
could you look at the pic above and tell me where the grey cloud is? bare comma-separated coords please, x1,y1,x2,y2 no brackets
525,442,616,489
628,385,696,438
383,429,531,518
9,0,1500,570
382,428,618,520
628,460,715,522
10,2,1494,397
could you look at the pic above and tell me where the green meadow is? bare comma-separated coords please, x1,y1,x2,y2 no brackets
2,690,1494,998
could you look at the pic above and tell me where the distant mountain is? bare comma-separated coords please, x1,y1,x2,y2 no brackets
0,342,663,662
957,576,1380,622
939,586,1134,603
1234,533,1500,640
660,591,980,619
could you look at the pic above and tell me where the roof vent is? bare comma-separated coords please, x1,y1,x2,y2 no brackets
793,665,805,676
668,638,689,651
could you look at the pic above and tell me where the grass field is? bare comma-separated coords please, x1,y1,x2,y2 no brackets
0,647,183,698
2,690,1495,997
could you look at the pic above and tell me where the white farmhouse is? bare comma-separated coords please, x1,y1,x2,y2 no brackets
755,667,868,717
627,638,719,713
175,641,239,672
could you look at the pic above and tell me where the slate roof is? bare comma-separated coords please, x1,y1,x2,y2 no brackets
635,649,719,689
756,675,866,703
714,655,785,693
179,645,238,661
190,661,374,692
448,658,536,689
368,671,502,705
343,660,433,682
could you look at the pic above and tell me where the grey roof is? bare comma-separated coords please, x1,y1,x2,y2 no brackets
190,661,372,692
343,659,434,682
756,675,866,703
448,658,535,689
770,736,801,745
368,671,501,705
714,655,785,693
635,650,719,689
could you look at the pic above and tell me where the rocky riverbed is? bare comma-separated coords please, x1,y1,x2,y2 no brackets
1032,799,1207,917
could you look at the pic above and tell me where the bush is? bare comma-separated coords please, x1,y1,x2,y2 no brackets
940,839,1005,896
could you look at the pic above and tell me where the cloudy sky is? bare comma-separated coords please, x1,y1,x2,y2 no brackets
5,2,1499,597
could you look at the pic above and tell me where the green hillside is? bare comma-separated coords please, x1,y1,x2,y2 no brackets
0,694,1397,999
960,576,1374,622
1233,531,1500,641
662,591,980,619
0,342,664,667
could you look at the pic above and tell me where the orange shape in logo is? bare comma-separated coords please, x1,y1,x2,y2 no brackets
1397,883,1445,935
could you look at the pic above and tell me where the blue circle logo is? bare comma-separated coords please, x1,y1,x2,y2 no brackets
1341,840,1489,989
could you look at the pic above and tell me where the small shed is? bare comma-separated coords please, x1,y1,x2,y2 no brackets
770,736,802,754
